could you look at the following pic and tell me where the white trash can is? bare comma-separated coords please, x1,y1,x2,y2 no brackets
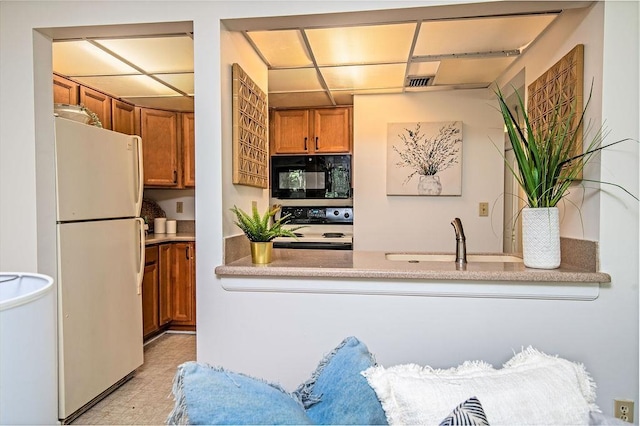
0,273,57,425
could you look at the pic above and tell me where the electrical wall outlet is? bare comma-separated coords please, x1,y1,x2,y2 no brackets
479,202,489,217
614,399,634,423
176,201,183,213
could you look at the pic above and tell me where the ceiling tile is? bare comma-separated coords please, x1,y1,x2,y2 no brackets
96,36,194,73
432,57,517,85
247,30,312,68
72,75,182,97
319,64,406,91
269,92,333,109
153,73,194,95
53,41,140,76
268,68,323,92
305,23,416,66
415,14,557,56
407,61,440,78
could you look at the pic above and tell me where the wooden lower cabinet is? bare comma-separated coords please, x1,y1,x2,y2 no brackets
158,243,173,326
142,242,195,340
170,242,196,328
142,246,160,339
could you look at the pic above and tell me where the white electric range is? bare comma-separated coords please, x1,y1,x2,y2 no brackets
273,206,353,250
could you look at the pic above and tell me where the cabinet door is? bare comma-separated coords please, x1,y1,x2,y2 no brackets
112,99,136,135
140,108,179,187
142,247,159,339
313,108,351,153
158,244,173,326
182,113,196,187
171,242,195,326
53,74,79,105
272,109,310,154
80,86,112,130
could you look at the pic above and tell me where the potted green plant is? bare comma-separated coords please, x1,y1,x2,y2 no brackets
231,201,305,264
496,86,636,269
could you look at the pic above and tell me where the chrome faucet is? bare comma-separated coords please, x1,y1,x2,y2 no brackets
451,218,467,266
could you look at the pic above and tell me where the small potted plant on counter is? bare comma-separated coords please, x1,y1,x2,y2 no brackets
231,201,306,264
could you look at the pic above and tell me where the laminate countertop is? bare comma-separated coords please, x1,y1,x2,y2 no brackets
145,233,195,245
215,248,611,283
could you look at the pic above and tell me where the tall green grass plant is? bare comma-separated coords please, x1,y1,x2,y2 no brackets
496,87,637,208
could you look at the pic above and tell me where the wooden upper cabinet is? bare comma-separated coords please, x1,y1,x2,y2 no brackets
271,107,351,154
80,86,112,130
313,108,351,153
52,74,196,188
271,109,310,154
112,99,136,135
182,113,196,187
139,107,179,187
53,74,79,105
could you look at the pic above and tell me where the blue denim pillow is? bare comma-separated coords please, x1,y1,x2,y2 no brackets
167,361,312,425
294,336,388,425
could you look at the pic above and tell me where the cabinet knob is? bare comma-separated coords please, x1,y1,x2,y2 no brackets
315,137,318,150
304,137,307,151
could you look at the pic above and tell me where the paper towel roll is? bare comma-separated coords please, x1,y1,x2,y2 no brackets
154,218,166,234
166,220,177,234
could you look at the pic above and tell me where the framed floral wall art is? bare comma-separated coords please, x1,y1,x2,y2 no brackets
387,121,462,196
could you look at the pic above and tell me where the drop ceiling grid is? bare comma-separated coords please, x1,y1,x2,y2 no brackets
53,36,194,104
51,8,564,109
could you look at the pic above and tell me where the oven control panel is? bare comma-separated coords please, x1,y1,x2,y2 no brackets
280,206,353,224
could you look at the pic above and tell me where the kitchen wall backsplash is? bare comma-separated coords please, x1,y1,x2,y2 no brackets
177,220,196,233
144,189,195,221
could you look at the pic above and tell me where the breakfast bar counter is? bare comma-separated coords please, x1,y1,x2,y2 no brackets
215,248,610,283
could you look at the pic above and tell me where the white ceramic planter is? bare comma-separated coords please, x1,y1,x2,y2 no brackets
521,207,561,269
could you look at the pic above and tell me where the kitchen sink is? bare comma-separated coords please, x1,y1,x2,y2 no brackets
385,253,523,263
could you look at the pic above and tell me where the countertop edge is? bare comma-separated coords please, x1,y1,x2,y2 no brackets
214,263,610,283
145,233,196,245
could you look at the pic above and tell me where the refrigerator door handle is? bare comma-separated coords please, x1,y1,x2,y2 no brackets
133,136,144,214
136,217,145,295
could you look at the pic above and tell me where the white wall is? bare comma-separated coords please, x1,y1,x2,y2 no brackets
219,24,270,238
353,89,504,252
0,1,637,420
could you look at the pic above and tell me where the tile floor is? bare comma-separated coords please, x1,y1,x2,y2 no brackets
72,333,196,425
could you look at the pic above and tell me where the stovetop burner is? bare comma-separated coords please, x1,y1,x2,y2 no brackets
323,232,345,238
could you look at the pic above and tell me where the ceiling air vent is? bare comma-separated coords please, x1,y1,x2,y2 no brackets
406,75,434,88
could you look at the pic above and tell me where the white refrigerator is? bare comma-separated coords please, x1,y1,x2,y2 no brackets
54,117,145,422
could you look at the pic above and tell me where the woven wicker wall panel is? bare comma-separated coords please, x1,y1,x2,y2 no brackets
527,44,584,176
232,63,269,188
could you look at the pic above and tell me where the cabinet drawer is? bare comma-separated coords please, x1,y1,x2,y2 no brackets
145,245,158,264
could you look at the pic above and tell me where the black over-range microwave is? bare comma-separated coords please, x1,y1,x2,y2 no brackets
271,155,352,199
